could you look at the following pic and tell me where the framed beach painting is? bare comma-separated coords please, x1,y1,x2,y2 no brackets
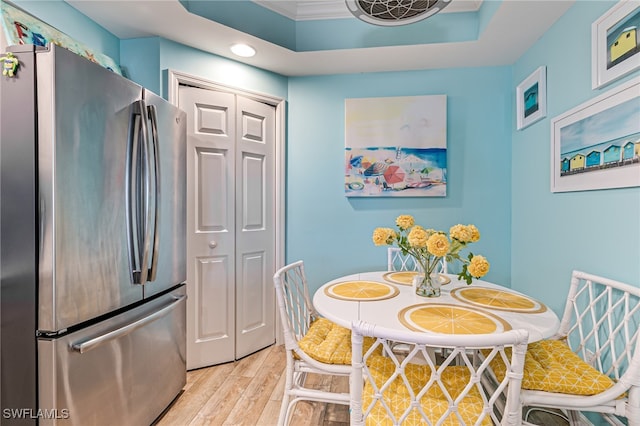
550,76,640,193
516,66,547,130
344,95,447,197
592,0,640,89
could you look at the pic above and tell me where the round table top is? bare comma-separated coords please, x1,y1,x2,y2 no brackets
313,271,560,343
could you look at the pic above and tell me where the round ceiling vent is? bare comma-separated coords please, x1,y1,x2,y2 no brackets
345,0,452,26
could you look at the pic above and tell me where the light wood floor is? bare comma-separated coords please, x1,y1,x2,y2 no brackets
155,344,569,426
154,344,348,426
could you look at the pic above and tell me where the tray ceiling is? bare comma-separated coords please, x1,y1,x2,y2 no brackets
66,0,575,76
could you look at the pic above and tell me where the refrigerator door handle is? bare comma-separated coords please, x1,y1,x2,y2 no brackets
139,99,153,285
128,99,153,285
146,104,161,282
70,295,186,354
126,101,142,285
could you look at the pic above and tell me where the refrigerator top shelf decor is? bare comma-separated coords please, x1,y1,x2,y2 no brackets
0,0,122,75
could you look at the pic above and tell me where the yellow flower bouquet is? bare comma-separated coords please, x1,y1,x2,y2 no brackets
373,215,490,296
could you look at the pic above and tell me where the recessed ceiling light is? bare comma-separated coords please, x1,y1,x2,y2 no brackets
230,43,256,58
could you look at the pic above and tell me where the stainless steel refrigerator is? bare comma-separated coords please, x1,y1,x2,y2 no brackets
1,43,187,425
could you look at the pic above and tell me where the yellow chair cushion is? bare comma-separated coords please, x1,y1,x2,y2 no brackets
489,339,615,395
363,354,492,426
298,318,379,365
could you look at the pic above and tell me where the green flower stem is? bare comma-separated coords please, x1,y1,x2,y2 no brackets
404,247,440,276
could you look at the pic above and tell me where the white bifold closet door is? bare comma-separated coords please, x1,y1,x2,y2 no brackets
179,86,276,369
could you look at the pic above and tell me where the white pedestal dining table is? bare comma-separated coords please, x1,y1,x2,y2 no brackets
313,271,560,343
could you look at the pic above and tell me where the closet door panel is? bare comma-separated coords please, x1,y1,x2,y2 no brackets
235,96,276,359
181,87,236,368
238,251,267,332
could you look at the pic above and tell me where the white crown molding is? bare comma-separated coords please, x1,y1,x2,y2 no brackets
297,1,352,20
252,1,349,20
448,0,483,14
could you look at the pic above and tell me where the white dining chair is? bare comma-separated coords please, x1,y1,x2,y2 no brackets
350,320,530,425
273,260,352,425
387,246,447,273
512,270,640,426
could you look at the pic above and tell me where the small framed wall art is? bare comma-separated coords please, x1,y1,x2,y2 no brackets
516,66,547,130
550,76,640,193
591,0,640,90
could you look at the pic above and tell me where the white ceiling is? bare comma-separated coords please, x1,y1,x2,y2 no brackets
66,0,575,77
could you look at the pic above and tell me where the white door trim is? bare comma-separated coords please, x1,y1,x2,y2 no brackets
167,69,285,345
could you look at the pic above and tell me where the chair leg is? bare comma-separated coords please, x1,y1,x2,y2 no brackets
278,356,295,426
278,400,295,426
567,410,582,425
277,393,291,426
627,385,640,426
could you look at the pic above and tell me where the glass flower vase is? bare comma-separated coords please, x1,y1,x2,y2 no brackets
413,271,441,297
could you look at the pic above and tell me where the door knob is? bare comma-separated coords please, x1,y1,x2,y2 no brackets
209,241,217,249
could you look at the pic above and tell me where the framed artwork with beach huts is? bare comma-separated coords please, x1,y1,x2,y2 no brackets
551,76,640,193
344,95,447,197
592,0,640,89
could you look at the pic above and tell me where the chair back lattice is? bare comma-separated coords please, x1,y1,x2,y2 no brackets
559,270,640,383
350,321,529,426
388,247,448,273
273,260,317,347
388,247,420,272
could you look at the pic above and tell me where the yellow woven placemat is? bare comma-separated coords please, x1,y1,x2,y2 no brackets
398,303,512,334
450,287,547,313
382,271,451,287
324,281,399,301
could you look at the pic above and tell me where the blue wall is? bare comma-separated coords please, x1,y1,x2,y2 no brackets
120,37,160,93
511,1,640,316
119,37,288,100
158,38,287,100
287,69,513,292
4,0,639,320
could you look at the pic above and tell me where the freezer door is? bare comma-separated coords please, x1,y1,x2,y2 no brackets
37,45,144,332
142,90,187,297
38,286,186,426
